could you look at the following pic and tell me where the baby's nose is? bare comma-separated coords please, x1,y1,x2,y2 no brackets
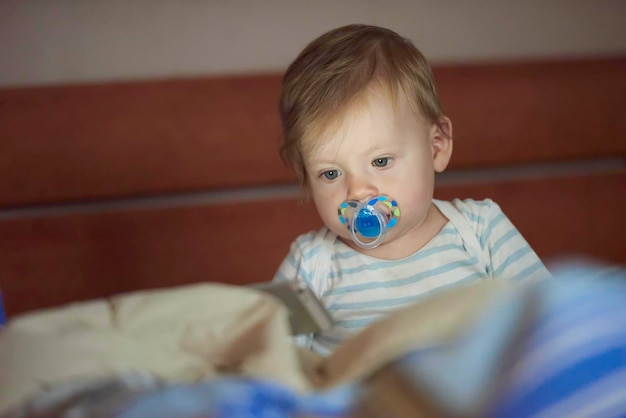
346,175,379,202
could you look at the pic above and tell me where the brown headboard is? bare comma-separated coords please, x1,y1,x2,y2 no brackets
1,57,625,317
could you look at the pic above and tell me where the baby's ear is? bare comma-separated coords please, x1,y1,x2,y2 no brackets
431,116,453,173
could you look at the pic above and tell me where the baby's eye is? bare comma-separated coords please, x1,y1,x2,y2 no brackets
372,157,390,168
321,170,340,180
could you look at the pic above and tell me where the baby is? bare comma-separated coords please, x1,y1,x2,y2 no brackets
273,24,550,355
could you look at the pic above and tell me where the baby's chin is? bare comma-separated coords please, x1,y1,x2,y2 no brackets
328,225,352,242
326,225,357,246
332,228,397,253
337,236,370,253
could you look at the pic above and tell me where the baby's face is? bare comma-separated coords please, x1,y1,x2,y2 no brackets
303,90,450,254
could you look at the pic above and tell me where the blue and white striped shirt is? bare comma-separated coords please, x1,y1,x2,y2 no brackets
273,198,550,355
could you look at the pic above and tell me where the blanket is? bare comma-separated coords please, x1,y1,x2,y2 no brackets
1,261,625,417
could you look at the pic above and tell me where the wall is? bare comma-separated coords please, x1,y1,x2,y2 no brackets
1,0,625,87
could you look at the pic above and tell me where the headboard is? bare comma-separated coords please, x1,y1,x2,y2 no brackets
1,57,625,317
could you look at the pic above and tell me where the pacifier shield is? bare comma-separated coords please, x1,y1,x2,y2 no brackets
337,195,400,249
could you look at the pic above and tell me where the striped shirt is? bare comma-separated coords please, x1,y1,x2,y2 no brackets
273,198,550,355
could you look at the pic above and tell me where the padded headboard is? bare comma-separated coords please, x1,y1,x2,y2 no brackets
1,57,625,317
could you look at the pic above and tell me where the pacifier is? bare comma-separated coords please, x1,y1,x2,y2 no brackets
337,195,401,249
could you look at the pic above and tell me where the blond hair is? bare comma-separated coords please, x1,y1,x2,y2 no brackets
279,24,444,189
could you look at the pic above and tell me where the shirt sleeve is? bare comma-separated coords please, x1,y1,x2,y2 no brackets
272,233,317,285
477,200,551,282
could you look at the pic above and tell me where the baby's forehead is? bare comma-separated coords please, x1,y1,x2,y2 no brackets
300,108,368,163
301,88,421,161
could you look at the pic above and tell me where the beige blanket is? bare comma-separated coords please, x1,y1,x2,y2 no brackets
0,280,507,414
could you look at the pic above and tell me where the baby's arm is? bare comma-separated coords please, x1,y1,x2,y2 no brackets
272,236,317,349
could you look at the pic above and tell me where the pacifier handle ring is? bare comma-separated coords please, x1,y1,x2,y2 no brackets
350,208,387,249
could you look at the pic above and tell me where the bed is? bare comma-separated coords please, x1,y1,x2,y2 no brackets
0,57,625,416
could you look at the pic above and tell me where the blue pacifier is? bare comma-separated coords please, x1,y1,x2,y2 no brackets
337,195,401,249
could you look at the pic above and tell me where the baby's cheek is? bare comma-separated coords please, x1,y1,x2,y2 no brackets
319,209,350,238
406,180,434,204
311,187,350,235
320,209,340,230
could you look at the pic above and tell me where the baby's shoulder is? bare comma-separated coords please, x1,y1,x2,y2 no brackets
447,198,504,225
291,226,336,253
